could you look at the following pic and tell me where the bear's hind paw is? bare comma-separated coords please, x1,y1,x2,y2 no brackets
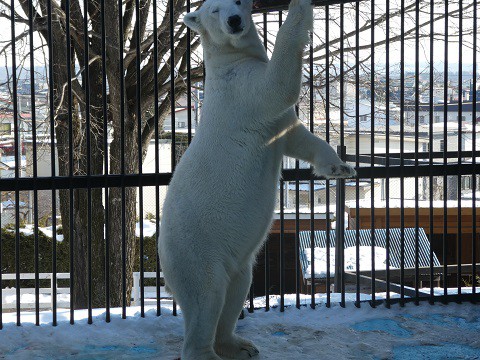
215,336,259,359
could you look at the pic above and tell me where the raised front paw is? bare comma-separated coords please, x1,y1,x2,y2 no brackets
289,0,312,11
288,0,313,30
314,163,357,179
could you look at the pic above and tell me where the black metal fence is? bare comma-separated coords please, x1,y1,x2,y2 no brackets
0,0,479,329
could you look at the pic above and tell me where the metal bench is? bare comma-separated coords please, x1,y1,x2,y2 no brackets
298,228,441,297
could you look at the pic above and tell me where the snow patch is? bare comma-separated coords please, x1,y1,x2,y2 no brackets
11,224,64,242
303,246,392,278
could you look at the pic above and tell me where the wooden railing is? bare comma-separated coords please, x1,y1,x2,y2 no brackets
1,272,170,310
1,273,70,310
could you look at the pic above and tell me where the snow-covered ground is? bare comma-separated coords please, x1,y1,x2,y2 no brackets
1,297,479,359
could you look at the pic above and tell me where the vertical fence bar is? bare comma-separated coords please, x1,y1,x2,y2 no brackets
280,178,285,312
186,0,193,145
339,5,344,161
135,0,145,318
293,120,300,309
28,0,40,324
50,98,58,323
263,12,270,312
294,98,301,308
279,9,285,313
335,148,345,308
341,1,346,307
325,187,331,308
309,10,315,310
0,188,2,329
456,0,463,299
100,0,110,322
83,0,92,325
170,0,176,173
11,0,21,326
118,0,127,319
385,0,391,308
472,0,478,301
369,0,376,306
338,1,346,308
354,0,360,308
65,0,75,325
414,0,420,305
47,0,58,326
443,0,449,304
155,188,161,314
169,0,177,318
121,177,127,318
248,281,254,313
325,4,331,308
334,168,341,298
399,0,406,306
428,0,435,305
154,0,161,317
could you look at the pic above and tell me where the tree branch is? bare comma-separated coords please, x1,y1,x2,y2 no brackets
140,71,203,151
123,0,135,44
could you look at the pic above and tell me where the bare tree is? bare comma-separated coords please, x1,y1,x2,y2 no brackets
1,0,202,308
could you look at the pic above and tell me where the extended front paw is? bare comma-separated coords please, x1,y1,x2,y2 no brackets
314,163,357,179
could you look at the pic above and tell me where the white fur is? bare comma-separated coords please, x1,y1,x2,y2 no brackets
158,1,356,359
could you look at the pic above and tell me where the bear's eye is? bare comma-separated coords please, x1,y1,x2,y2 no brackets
212,9,219,13
236,0,241,4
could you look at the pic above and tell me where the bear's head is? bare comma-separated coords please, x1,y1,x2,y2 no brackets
184,0,255,46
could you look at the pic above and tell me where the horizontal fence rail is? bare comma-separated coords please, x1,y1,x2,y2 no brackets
1,272,166,310
0,163,478,192
0,0,479,331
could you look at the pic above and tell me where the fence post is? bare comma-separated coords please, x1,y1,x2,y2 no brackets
334,146,346,294
132,272,140,306
50,273,55,310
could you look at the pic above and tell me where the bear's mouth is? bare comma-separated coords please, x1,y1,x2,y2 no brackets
230,27,244,34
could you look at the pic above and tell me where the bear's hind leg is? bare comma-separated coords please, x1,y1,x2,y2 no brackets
215,267,259,359
178,271,227,360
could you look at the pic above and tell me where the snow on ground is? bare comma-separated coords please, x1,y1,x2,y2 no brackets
135,220,157,238
15,225,64,242
1,298,479,360
16,220,156,240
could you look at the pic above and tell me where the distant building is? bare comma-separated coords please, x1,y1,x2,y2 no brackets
403,101,480,126
161,106,197,133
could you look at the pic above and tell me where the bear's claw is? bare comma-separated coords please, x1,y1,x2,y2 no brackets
215,336,259,359
314,163,357,179
241,344,260,358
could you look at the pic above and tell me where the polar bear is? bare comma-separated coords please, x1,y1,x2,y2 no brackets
158,0,356,359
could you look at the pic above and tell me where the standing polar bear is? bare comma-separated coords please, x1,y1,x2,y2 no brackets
158,0,356,359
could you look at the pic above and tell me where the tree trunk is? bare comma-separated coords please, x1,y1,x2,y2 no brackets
52,1,107,308
108,124,138,307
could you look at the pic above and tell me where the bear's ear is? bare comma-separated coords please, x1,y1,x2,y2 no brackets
184,11,203,33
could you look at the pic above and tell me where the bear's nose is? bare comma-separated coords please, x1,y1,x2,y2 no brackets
227,15,242,31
